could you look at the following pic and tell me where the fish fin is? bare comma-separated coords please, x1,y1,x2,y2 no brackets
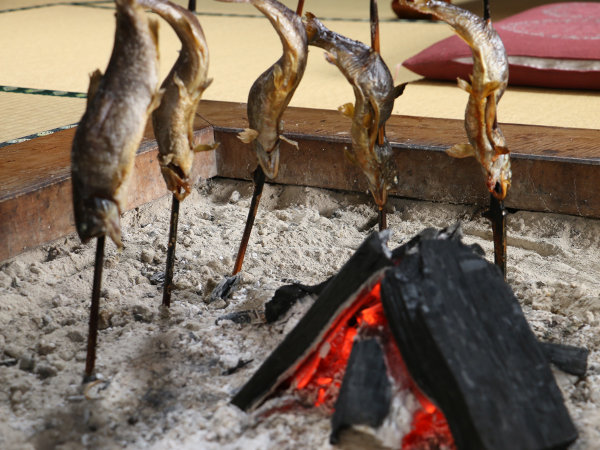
173,73,186,93
148,88,165,113
457,77,472,93
148,18,159,51
482,80,502,98
193,142,219,152
238,128,259,144
338,103,354,118
280,135,298,149
86,69,103,105
324,51,338,65
446,143,475,158
495,144,510,155
393,83,407,99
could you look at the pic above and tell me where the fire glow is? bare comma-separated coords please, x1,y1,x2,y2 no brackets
289,280,456,449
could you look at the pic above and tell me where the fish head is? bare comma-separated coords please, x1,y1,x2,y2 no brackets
160,164,192,201
487,155,511,200
254,140,280,180
75,197,122,248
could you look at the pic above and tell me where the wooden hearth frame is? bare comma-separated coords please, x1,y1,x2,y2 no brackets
1,100,599,262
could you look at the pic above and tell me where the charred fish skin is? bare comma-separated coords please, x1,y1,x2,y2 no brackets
217,0,308,179
139,0,213,201
71,0,162,247
305,13,404,207
401,0,511,200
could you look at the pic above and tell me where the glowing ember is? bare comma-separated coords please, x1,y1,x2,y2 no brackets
287,279,456,449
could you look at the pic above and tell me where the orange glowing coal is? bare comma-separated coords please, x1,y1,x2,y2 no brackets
289,279,456,449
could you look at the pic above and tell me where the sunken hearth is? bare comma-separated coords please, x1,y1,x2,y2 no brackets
231,226,585,449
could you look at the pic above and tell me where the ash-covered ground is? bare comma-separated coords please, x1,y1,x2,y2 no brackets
1,178,599,449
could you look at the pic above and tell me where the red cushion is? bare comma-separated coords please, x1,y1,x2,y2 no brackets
402,2,600,90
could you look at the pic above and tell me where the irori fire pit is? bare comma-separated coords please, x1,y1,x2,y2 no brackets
231,226,583,449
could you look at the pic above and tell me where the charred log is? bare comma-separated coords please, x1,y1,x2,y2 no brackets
231,231,393,411
330,338,391,444
380,237,578,450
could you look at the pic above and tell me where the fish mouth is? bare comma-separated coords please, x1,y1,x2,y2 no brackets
255,144,280,179
161,164,192,201
76,197,122,247
490,178,509,201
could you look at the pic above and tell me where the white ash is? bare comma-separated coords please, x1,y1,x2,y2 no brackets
0,178,598,449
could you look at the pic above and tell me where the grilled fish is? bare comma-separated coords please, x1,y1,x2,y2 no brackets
71,0,162,247
401,0,510,199
305,13,405,207
217,0,308,179
139,0,214,201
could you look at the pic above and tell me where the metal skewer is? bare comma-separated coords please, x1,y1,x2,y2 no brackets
370,0,387,232
161,0,198,306
85,235,105,379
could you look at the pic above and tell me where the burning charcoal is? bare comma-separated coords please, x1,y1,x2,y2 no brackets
231,231,393,411
539,342,589,377
330,338,391,445
381,235,578,449
265,278,330,323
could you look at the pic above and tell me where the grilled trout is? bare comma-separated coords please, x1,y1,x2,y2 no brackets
217,0,308,179
402,0,511,199
71,0,162,247
139,0,214,201
305,13,405,207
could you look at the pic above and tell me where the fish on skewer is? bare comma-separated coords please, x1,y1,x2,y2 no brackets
304,13,405,213
72,0,163,247
218,0,308,179
139,0,214,201
401,0,510,275
71,0,162,377
138,0,214,306
215,0,308,277
400,0,511,200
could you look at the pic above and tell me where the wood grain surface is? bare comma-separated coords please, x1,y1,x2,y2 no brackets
1,100,599,262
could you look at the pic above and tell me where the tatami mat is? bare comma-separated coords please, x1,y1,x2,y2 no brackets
0,0,598,145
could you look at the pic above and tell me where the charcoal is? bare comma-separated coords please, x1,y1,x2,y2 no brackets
265,278,330,323
330,338,391,444
539,341,589,377
207,274,240,303
216,309,264,325
380,236,578,450
231,231,393,411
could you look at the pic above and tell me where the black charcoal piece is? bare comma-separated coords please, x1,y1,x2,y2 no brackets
231,231,393,411
265,278,331,323
380,237,578,450
330,338,391,444
216,309,264,325
207,274,240,303
539,342,589,377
